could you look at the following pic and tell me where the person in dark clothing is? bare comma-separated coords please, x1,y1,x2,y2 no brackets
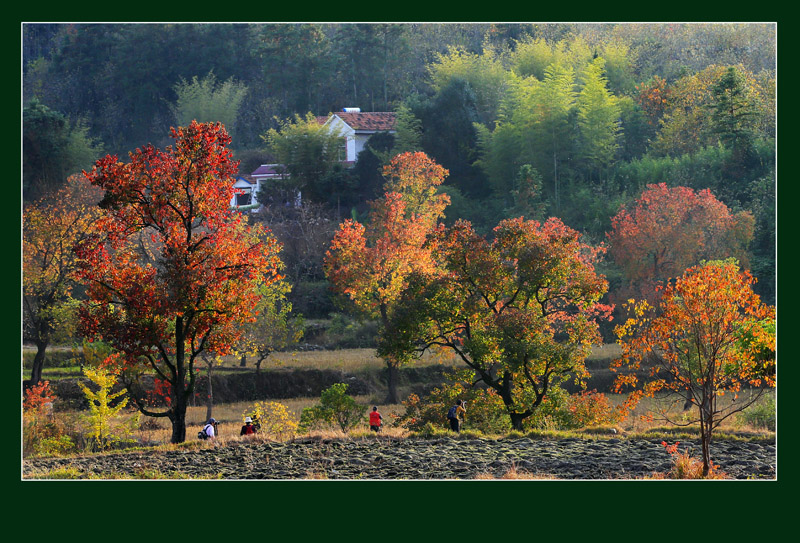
447,400,466,432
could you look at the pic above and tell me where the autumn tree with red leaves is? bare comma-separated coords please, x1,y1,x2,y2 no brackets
380,217,612,430
612,259,775,476
325,152,450,403
607,183,754,305
75,121,283,443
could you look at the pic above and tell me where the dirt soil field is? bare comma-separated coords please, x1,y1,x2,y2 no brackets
22,435,776,480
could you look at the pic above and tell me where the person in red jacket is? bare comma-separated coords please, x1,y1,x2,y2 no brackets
369,406,383,433
240,416,257,436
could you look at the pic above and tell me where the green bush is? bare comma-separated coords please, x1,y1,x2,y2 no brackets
299,383,367,433
395,370,510,434
36,435,76,456
517,388,624,431
323,313,379,349
520,387,572,431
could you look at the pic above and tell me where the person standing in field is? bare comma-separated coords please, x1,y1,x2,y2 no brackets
369,406,383,432
447,400,466,432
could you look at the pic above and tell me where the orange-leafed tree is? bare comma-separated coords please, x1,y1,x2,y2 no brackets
325,152,449,403
635,75,671,128
607,183,754,306
75,121,284,443
23,174,102,386
612,259,775,476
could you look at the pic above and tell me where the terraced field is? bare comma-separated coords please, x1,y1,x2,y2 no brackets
22,434,776,480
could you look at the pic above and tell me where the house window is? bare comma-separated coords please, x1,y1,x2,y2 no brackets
236,191,252,206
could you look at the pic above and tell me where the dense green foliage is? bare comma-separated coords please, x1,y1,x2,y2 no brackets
298,383,366,432
23,22,776,321
23,99,104,201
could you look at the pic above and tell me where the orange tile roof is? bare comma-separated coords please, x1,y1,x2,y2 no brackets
330,112,397,131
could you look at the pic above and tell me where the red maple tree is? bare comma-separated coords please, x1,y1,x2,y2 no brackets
75,121,283,443
607,183,754,305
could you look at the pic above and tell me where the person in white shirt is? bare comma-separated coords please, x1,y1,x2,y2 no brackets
203,418,217,439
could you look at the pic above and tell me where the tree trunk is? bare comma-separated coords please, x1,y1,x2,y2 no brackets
699,397,713,477
29,341,48,385
509,412,526,431
700,419,712,477
497,371,528,431
385,361,399,404
240,354,247,367
205,369,214,423
170,383,188,444
380,308,399,404
170,317,189,444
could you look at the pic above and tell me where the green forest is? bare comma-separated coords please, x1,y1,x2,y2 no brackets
22,21,776,326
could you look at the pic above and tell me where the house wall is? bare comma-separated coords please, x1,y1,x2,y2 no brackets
231,178,261,207
353,134,372,161
326,116,357,162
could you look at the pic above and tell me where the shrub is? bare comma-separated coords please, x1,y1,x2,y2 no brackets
299,383,366,433
395,371,510,434
23,381,78,457
561,389,625,429
516,388,626,431
79,364,138,451
76,339,115,368
243,401,298,440
656,441,727,479
323,313,379,348
23,380,56,412
23,413,78,457
35,435,76,457
520,387,571,431
397,369,627,433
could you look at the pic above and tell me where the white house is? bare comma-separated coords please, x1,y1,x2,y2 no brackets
230,164,285,211
232,108,396,210
230,176,256,208
318,107,397,163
